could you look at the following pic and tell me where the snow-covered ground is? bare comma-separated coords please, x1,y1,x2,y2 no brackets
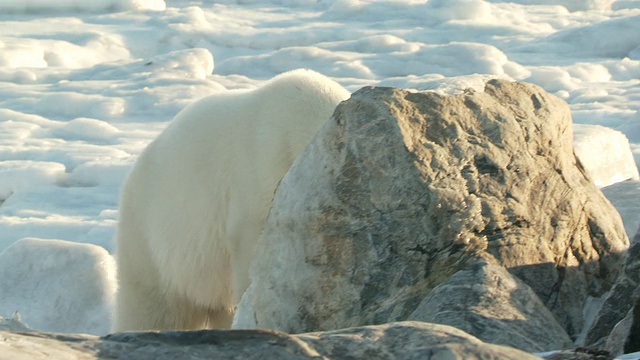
0,0,639,343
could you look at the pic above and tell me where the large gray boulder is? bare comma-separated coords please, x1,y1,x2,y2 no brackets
0,322,540,360
235,80,629,339
408,261,573,352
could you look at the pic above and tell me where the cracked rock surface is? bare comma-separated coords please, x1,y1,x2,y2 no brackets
408,261,574,352
236,80,629,342
0,322,539,360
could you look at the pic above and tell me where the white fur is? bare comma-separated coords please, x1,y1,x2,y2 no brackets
112,69,350,331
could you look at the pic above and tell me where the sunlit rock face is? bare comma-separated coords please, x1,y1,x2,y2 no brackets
236,80,629,340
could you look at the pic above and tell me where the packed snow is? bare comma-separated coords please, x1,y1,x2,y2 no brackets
0,0,639,347
573,124,639,188
0,238,115,335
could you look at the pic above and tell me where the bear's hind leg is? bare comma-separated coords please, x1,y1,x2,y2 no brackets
113,276,213,331
204,307,235,329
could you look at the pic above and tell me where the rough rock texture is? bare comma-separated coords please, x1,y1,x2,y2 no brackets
542,349,615,360
624,302,640,354
408,261,573,352
0,322,540,360
586,239,640,346
235,80,629,338
605,310,633,357
604,295,640,356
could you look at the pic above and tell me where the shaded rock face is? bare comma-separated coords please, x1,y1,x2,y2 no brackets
236,80,629,338
0,322,540,360
408,261,573,352
604,292,640,356
625,300,640,354
601,180,640,240
586,238,640,346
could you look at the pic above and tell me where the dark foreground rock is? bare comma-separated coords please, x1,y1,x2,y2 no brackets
0,321,540,360
236,80,629,343
408,261,573,352
604,295,640,356
586,239,640,347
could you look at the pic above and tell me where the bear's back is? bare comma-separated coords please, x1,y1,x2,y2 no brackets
116,69,349,310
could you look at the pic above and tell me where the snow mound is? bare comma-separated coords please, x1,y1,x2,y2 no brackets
35,93,126,120
0,34,130,69
0,0,166,13
486,0,613,11
0,161,65,200
54,118,120,142
65,158,134,188
0,238,116,335
217,42,528,79
573,124,639,188
143,48,215,81
425,0,493,22
521,15,640,58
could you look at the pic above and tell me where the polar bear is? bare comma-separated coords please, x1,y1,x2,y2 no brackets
112,69,350,332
